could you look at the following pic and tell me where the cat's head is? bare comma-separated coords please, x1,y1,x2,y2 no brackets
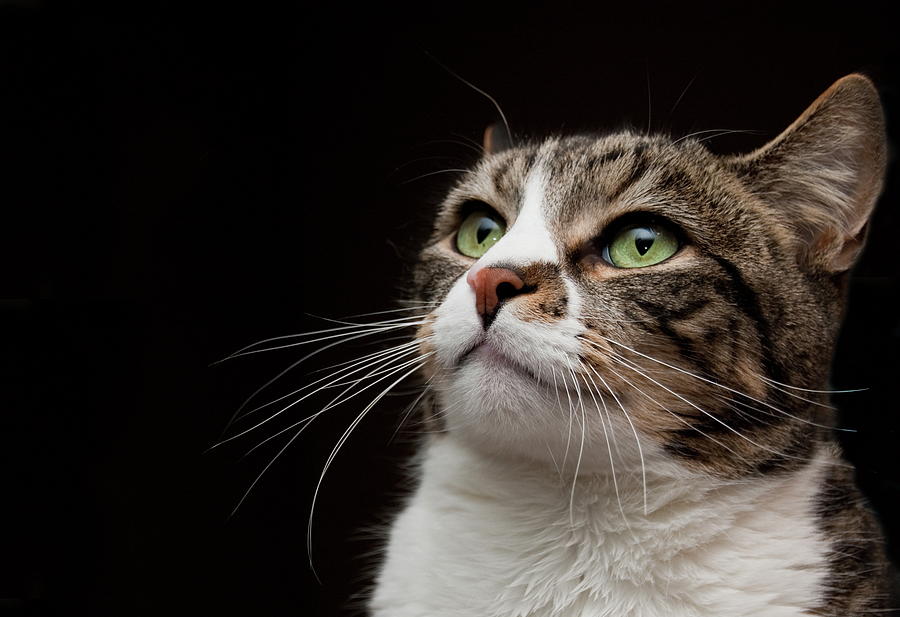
411,74,886,478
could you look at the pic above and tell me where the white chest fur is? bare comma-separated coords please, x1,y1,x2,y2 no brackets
370,437,831,617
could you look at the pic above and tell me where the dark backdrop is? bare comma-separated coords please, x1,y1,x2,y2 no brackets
2,3,898,616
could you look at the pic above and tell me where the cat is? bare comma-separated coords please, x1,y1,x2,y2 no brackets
367,74,894,616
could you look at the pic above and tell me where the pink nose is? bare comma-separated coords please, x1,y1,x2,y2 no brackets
466,267,526,321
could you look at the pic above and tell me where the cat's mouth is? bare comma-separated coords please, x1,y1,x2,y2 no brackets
459,340,540,381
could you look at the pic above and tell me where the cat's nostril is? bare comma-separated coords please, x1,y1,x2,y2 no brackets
468,266,529,327
495,281,519,302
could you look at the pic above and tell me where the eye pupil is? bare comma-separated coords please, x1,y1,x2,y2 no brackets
476,219,494,244
634,228,656,255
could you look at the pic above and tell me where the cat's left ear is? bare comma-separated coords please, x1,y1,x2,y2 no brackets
730,74,887,273
483,122,512,155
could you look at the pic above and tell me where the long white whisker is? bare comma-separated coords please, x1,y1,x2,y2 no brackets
224,334,424,432
416,136,483,155
758,373,864,404
583,335,846,432
335,306,437,319
231,339,424,427
671,128,758,145
568,368,587,528
212,346,426,450
424,52,513,149
307,338,423,376
583,362,648,516
223,321,427,362
400,168,473,185
316,346,431,390
217,315,428,362
389,379,435,444
668,73,697,117
604,351,831,466
228,416,307,519
696,129,760,144
449,131,486,154
580,366,623,461
242,353,433,458
574,368,630,531
601,361,744,459
303,313,429,329
307,359,428,578
559,369,575,472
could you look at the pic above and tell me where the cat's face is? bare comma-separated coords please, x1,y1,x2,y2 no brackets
411,75,886,478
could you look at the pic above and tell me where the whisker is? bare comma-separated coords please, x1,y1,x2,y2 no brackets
212,346,426,450
671,128,758,145
224,335,425,432
605,351,841,467
389,379,435,444
424,52,513,150
307,359,429,578
242,353,432,459
216,314,427,362
323,351,430,388
760,376,866,394
412,393,467,427
569,368,588,528
545,441,562,476
559,369,575,472
338,306,437,319
390,155,467,177
575,367,630,530
601,362,744,459
582,335,849,433
583,362,648,516
569,373,631,531
414,137,483,156
668,72,698,117
449,131,487,154
696,129,761,144
228,415,308,520
302,313,429,329
307,337,423,376
233,337,426,425
399,168,473,185
222,320,427,362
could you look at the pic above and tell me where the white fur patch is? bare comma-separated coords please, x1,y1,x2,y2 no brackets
371,438,831,617
469,164,557,273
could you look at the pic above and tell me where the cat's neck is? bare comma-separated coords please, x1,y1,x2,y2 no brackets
372,434,834,617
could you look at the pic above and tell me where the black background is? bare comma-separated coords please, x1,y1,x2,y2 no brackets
2,2,899,616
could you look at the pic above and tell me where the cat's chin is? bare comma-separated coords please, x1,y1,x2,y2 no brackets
433,349,651,473
440,345,555,416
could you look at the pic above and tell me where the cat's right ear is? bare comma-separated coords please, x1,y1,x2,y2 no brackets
730,74,887,273
483,122,512,155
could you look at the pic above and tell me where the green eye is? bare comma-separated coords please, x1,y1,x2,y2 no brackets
456,210,506,258
603,223,679,268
